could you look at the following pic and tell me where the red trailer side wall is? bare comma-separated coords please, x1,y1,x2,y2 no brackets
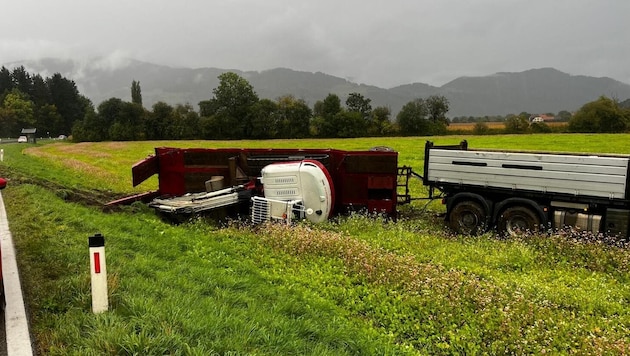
134,147,399,216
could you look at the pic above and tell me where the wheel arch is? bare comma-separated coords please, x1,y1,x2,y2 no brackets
493,197,548,227
446,192,492,221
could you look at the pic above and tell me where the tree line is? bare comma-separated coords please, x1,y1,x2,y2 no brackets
451,110,574,124
0,68,449,141
0,66,90,138
73,72,451,141
471,97,630,135
2,67,629,141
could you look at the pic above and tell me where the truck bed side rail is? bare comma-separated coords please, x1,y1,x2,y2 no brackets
425,140,630,201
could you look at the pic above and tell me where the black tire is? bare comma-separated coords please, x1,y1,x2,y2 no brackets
449,201,487,235
497,206,541,236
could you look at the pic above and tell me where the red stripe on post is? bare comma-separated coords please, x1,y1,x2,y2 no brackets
94,252,101,274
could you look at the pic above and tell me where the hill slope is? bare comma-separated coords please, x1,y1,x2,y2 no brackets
7,58,630,117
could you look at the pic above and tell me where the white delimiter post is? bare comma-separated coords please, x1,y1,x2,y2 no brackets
89,233,108,313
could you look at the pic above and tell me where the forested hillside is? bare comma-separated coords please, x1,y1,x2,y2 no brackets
10,58,630,117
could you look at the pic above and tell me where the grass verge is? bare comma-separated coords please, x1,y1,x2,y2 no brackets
4,185,408,355
1,134,630,354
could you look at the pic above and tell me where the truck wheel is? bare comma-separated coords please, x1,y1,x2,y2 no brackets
449,201,487,235
498,206,541,236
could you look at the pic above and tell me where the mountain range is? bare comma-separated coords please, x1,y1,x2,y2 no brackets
7,58,630,118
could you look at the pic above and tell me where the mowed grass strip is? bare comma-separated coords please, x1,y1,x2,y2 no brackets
21,133,630,195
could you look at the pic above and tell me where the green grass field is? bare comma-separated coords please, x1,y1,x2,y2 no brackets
2,134,630,355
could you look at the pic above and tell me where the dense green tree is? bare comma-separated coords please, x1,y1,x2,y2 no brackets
207,72,259,139
425,95,449,123
47,73,89,135
12,66,33,99
96,98,124,140
2,89,35,134
0,67,90,137
504,113,530,134
319,93,342,118
36,104,64,138
345,92,372,120
312,94,342,137
0,107,16,137
179,107,201,140
0,88,26,136
569,96,629,133
30,74,57,136
199,115,220,139
71,103,101,142
145,101,174,140
199,113,234,139
213,72,259,114
198,99,220,117
276,95,311,139
556,110,572,121
0,66,12,95
335,111,365,138
396,98,429,136
368,106,394,136
131,80,142,106
76,97,135,141
111,101,145,140
309,116,326,137
95,98,145,141
167,104,200,139
530,121,552,133
250,99,278,139
424,95,450,135
312,100,323,118
70,117,89,142
31,74,51,107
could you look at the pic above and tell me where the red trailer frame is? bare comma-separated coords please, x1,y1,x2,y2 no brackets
127,146,400,217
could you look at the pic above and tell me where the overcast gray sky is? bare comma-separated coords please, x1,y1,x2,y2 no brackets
1,0,629,88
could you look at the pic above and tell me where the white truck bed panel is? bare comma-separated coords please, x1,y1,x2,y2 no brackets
433,149,628,166
427,149,630,199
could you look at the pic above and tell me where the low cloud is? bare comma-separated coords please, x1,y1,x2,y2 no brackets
1,0,629,87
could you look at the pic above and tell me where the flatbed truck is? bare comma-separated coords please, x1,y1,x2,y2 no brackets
424,141,630,237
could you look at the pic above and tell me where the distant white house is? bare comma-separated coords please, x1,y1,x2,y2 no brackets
529,114,555,123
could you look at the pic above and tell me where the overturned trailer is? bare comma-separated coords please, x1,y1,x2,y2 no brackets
123,146,403,223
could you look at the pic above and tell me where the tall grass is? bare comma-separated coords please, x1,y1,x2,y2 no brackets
4,185,408,355
2,134,630,354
